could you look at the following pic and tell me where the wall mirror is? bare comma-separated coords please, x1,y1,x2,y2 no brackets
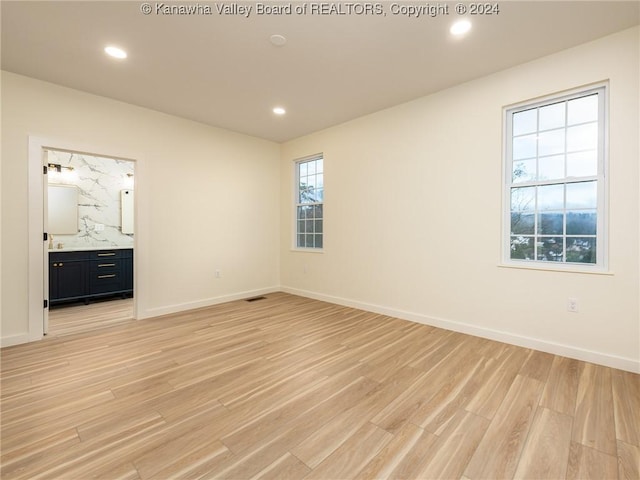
48,184,78,234
121,189,134,234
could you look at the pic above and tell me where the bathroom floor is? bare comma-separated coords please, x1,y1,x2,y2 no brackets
47,297,134,337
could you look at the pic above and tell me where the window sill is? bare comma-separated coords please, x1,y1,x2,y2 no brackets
498,262,613,275
291,248,324,254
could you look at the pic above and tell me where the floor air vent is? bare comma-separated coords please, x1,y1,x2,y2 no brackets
245,296,267,302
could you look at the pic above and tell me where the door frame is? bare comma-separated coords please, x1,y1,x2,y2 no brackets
28,136,141,341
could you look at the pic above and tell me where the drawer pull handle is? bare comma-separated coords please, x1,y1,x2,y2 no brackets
98,274,116,279
59,263,63,267
97,253,116,257
53,263,58,267
98,263,116,267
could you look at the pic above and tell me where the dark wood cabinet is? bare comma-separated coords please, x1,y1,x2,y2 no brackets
49,249,133,305
122,252,133,291
50,255,86,301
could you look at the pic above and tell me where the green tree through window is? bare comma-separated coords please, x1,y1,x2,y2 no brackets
295,156,323,249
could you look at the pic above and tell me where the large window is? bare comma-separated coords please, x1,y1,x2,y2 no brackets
295,155,323,250
504,86,607,268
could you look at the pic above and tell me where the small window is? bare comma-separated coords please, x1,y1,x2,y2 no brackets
504,86,607,269
295,155,324,250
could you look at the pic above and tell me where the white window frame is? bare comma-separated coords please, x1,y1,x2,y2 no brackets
294,154,324,251
502,84,608,272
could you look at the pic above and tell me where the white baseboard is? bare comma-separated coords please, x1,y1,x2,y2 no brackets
140,286,281,319
1,333,32,348
1,286,280,349
6,284,638,374
280,286,640,374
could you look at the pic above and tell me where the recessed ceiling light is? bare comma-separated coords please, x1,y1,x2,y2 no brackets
450,20,472,36
273,107,286,115
104,46,127,59
270,34,287,47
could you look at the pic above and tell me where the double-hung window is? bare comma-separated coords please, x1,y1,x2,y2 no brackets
504,85,607,269
295,155,324,250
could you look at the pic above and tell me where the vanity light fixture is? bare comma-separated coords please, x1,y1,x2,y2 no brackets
47,163,74,173
123,173,135,189
104,45,128,59
273,107,286,115
450,19,472,36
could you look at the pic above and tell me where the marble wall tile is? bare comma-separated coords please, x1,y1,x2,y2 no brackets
47,150,134,249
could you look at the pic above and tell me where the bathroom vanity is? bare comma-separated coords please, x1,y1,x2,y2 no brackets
49,248,133,305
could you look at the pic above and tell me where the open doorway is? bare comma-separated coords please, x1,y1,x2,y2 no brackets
45,148,135,337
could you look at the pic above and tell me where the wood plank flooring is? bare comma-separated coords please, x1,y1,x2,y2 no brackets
1,292,638,479
47,298,134,337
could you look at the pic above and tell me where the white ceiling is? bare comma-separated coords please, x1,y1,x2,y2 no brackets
2,1,638,142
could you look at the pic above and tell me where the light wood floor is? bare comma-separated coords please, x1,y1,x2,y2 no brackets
47,297,134,338
1,293,638,479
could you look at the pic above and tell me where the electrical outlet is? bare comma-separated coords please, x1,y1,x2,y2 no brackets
567,298,578,313
94,223,105,232
215,269,221,279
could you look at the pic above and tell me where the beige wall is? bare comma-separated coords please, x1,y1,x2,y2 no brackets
280,27,640,371
1,72,281,343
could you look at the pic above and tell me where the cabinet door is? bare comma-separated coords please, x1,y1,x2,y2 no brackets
122,256,133,291
56,261,86,300
49,263,59,300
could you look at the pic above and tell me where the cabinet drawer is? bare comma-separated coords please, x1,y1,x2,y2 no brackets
90,259,122,274
90,271,122,294
49,251,89,262
90,250,124,259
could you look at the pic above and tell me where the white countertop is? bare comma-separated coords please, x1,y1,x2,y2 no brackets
49,246,133,252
